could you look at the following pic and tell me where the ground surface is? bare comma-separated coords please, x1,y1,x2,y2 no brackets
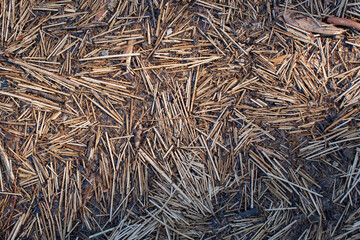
0,0,360,239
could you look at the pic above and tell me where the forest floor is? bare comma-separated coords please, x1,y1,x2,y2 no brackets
0,0,360,239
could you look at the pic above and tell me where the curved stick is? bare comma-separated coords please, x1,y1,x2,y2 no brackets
327,17,360,31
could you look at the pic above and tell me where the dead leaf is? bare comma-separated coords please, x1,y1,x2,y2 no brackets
283,10,345,36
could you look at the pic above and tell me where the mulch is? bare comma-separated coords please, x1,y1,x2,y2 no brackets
0,0,360,239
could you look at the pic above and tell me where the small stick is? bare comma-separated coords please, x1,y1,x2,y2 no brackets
327,17,360,31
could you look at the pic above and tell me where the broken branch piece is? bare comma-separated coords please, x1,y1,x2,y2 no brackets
327,17,360,31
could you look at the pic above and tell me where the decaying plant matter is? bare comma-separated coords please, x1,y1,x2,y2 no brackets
0,0,359,239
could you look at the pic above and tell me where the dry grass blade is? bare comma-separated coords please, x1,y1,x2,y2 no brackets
0,141,15,182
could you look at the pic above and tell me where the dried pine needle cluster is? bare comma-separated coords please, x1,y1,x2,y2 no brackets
0,0,360,239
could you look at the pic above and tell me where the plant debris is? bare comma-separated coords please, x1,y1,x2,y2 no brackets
327,16,360,32
0,0,360,239
283,10,346,35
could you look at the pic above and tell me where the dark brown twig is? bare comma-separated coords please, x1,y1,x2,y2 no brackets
327,17,360,31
